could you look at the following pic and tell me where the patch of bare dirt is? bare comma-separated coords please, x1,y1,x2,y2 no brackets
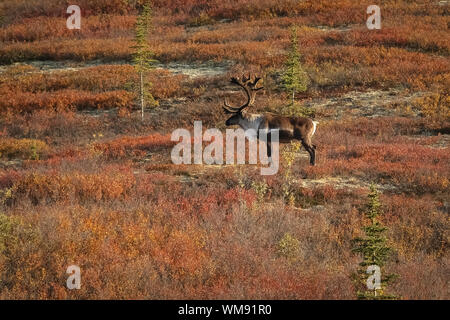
156,61,231,78
431,134,450,148
0,60,231,78
405,134,450,149
0,60,129,74
0,159,23,169
300,176,397,192
313,25,355,32
306,89,428,119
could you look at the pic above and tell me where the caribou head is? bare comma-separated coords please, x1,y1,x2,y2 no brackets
222,74,264,126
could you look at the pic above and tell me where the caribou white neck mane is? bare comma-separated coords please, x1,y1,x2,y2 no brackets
238,111,264,131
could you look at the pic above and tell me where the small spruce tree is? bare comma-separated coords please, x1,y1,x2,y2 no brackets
352,184,398,299
132,1,157,120
282,26,309,106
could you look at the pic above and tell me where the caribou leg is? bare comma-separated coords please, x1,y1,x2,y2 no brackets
301,137,316,166
266,132,272,162
256,130,272,163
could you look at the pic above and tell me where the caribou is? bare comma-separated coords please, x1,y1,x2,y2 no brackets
223,75,318,165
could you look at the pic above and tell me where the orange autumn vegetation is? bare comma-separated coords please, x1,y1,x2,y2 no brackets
4,167,136,205
0,1,448,92
93,134,176,159
0,138,49,160
0,65,192,114
1,161,447,298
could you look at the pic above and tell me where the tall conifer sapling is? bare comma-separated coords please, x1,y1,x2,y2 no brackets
282,26,309,106
352,184,398,299
132,1,157,120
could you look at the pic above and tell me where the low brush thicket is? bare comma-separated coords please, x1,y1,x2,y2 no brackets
0,160,447,299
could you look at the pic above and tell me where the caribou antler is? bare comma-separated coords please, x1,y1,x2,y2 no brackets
223,74,264,114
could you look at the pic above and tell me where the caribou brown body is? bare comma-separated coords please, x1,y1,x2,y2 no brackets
223,75,318,165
